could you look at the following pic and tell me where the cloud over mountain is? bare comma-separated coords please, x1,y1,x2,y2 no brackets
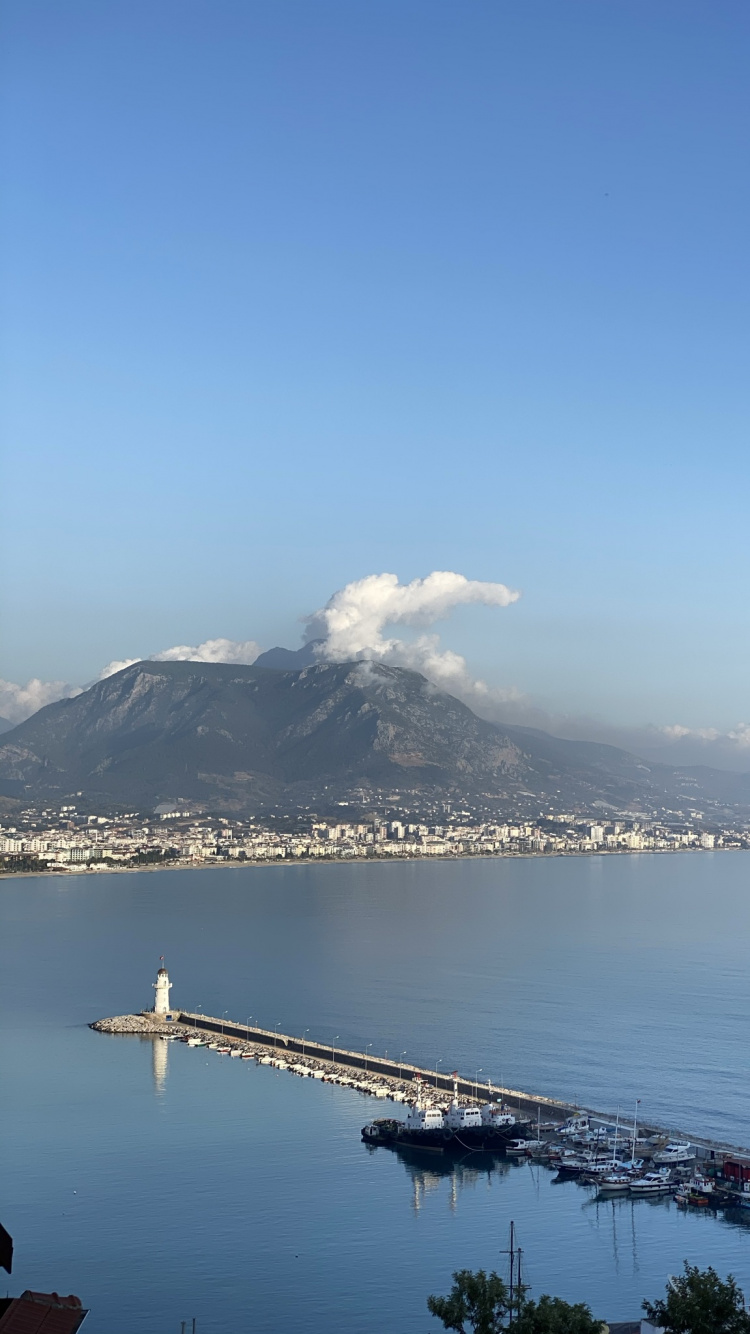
99,637,262,680
304,571,522,712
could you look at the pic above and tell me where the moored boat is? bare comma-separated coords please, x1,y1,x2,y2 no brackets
652,1141,695,1166
675,1174,717,1207
362,1075,531,1154
629,1169,675,1196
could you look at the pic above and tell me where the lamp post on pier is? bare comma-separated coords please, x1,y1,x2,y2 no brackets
332,1035,339,1068
221,1009,228,1036
302,1028,310,1058
246,1015,253,1039
274,1021,281,1050
399,1051,407,1081
365,1043,373,1071
435,1058,443,1089
474,1068,483,1101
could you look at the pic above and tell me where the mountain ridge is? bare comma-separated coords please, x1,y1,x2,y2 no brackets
0,658,747,818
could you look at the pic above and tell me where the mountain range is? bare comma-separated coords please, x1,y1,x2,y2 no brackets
0,657,748,820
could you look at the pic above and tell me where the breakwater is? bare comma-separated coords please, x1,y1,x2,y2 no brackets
91,1008,750,1164
92,1008,582,1119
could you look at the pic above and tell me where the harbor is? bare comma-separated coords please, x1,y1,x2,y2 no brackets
11,855,750,1332
91,965,750,1216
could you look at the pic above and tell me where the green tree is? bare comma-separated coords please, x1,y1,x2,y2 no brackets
516,1294,601,1334
427,1271,602,1334
427,1269,519,1334
643,1263,750,1334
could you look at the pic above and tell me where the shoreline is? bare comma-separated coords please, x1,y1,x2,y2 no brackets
0,843,741,882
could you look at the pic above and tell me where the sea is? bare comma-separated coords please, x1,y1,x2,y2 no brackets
2,851,750,1334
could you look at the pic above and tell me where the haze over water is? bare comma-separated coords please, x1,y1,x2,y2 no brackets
3,852,750,1333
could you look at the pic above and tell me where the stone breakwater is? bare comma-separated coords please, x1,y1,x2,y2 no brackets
91,1013,186,1035
90,1011,749,1160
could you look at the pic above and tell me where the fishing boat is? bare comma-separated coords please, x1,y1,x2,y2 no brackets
362,1074,530,1153
675,1174,717,1207
558,1114,590,1138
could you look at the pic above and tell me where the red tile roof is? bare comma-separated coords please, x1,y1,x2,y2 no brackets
0,1291,88,1334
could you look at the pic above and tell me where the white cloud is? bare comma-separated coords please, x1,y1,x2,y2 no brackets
0,677,82,725
658,723,750,748
304,571,521,710
99,638,262,680
2,638,263,725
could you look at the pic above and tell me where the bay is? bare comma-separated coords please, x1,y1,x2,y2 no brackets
2,852,750,1334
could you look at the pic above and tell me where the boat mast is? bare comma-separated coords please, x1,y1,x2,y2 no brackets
612,1107,620,1166
631,1099,639,1166
505,1221,523,1325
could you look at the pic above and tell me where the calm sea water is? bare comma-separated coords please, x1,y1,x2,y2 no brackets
2,852,750,1334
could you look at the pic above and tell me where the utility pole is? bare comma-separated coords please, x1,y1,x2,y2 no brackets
502,1221,523,1326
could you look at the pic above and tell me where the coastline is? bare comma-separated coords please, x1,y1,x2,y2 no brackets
0,841,739,881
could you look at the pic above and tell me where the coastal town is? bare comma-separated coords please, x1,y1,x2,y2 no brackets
1,803,747,873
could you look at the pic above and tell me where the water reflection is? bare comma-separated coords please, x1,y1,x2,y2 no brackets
151,1035,168,1095
366,1142,512,1214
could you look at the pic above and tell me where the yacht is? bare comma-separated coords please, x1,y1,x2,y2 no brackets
652,1141,695,1166
629,1169,675,1196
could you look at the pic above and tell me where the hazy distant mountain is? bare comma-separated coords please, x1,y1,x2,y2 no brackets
0,659,747,818
253,642,322,670
0,716,13,735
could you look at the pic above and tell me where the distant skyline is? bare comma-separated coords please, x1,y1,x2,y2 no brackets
2,3,749,755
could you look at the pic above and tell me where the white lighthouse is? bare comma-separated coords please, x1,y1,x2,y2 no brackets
153,961,173,1016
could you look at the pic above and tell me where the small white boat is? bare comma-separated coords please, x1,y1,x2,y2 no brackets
558,1115,590,1139
598,1173,633,1195
652,1141,695,1166
506,1139,532,1157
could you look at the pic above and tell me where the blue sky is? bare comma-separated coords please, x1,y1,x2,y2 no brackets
2,0,748,733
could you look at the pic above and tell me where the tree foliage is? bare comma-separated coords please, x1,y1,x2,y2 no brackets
427,1269,518,1334
427,1272,599,1334
643,1263,750,1334
515,1294,601,1334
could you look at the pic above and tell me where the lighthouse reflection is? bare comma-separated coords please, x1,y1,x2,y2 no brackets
366,1142,512,1214
151,1035,169,1095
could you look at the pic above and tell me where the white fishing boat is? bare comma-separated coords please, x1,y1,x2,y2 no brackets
558,1115,590,1139
505,1139,532,1157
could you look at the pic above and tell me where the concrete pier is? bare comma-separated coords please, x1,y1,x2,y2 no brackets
90,1009,750,1161
176,1011,580,1117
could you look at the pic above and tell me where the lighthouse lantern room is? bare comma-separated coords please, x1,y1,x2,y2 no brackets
153,960,173,1018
